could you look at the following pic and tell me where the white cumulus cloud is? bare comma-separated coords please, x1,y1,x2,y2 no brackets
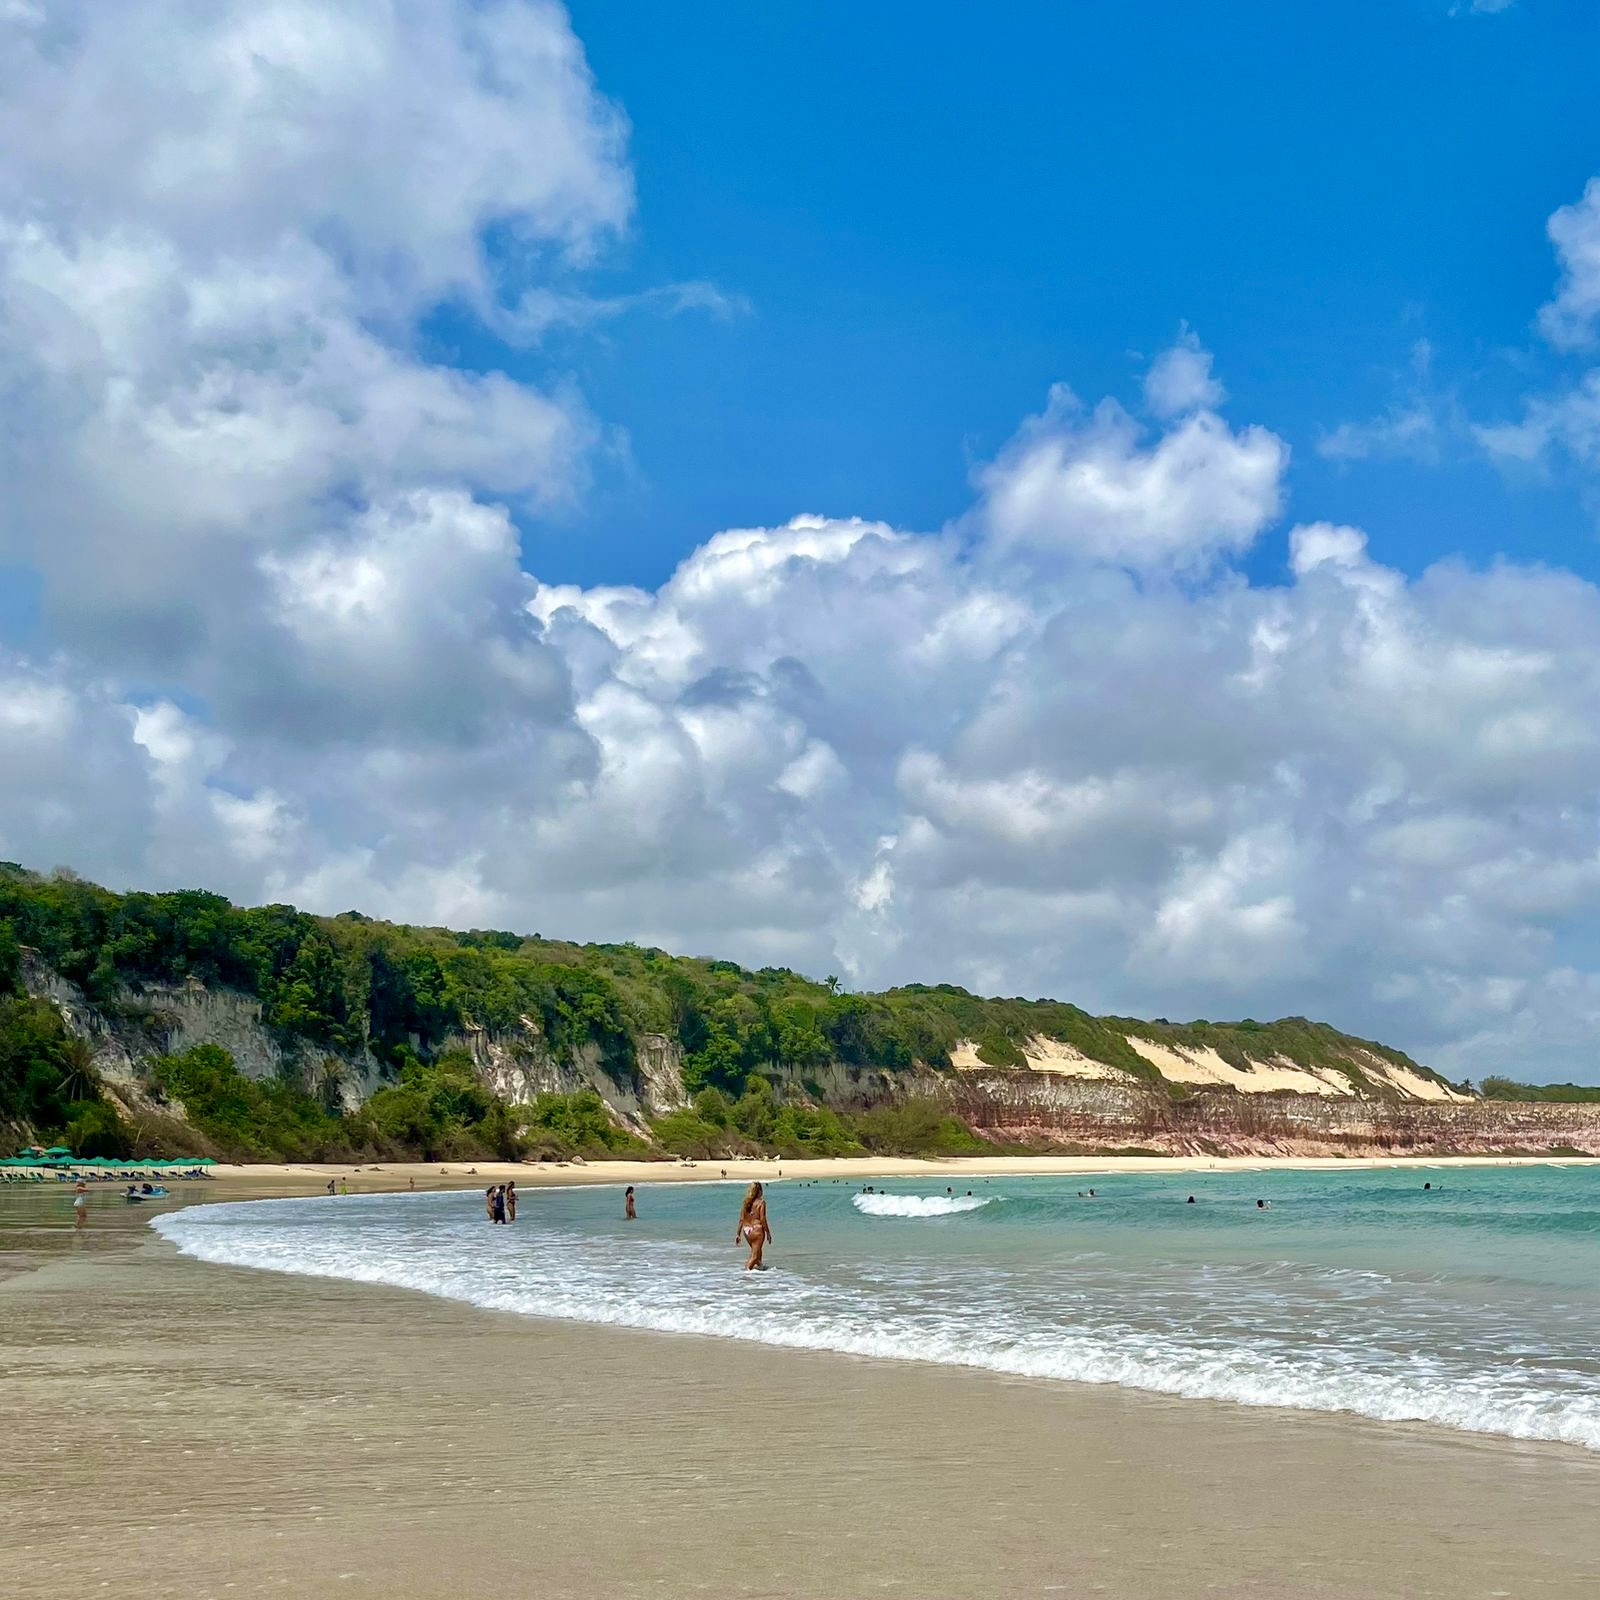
8,7,1600,1086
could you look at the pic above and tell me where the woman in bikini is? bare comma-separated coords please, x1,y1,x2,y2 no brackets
734,1182,772,1271
624,1185,636,1220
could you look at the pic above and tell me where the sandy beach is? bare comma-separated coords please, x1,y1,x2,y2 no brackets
2,1170,1599,1598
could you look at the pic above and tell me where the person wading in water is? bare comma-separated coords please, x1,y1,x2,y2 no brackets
735,1182,772,1271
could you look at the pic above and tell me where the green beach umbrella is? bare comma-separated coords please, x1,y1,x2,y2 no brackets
44,1146,73,1155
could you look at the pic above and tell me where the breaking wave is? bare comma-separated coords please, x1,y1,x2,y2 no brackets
852,1193,990,1217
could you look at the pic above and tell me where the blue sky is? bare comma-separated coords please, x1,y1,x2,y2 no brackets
483,0,1600,590
6,0,1600,1079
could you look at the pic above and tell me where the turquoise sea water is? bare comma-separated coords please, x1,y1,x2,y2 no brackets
154,1165,1600,1450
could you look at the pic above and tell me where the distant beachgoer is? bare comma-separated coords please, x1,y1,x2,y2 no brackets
1088,1189,1096,1198
339,1177,349,1195
505,1181,517,1222
624,1185,636,1220
1186,1196,1196,1204
1256,1199,1269,1210
485,1186,497,1223
326,1179,336,1195
409,1177,416,1192
493,1185,508,1224
73,1179,88,1230
946,1187,954,1197
735,1182,772,1271
1077,1191,1084,1198
1423,1182,1432,1190
720,1169,728,1179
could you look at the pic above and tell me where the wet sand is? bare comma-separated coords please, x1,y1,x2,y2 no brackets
4,1184,1599,1599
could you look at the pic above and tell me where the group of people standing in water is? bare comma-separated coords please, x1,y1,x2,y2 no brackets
487,1176,772,1269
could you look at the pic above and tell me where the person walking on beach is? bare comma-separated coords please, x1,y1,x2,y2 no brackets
735,1182,772,1271
326,1178,336,1195
73,1178,88,1230
505,1181,517,1222
624,1185,636,1220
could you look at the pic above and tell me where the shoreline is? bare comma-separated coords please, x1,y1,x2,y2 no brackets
4,1183,1599,1598
174,1148,1600,1197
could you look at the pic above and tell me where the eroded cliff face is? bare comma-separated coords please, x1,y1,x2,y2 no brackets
20,955,1600,1155
448,1020,687,1133
20,952,383,1110
772,1056,1600,1156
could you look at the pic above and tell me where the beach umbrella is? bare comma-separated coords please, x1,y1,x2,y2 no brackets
44,1146,73,1155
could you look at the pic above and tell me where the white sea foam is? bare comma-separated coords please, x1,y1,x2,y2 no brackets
852,1193,990,1217
152,1190,1600,1455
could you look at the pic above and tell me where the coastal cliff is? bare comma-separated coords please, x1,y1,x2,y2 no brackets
5,864,1599,1159
18,953,1600,1159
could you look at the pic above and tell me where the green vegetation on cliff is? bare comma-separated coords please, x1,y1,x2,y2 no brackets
0,863,1491,1161
1479,1077,1600,1104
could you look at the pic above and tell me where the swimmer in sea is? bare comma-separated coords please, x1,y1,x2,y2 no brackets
1186,1195,1196,1204
735,1181,772,1271
1256,1198,1270,1210
625,1185,636,1220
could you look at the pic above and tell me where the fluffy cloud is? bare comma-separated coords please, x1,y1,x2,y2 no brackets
975,380,1286,571
7,9,1600,1082
0,0,619,722
1477,177,1600,469
1540,178,1600,350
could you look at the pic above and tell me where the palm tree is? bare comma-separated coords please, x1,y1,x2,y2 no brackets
824,975,841,995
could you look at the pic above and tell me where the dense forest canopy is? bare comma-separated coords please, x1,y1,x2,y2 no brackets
0,864,1469,1161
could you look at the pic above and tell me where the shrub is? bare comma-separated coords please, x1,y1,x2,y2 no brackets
845,1100,988,1155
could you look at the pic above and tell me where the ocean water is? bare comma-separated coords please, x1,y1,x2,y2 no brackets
153,1166,1600,1451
